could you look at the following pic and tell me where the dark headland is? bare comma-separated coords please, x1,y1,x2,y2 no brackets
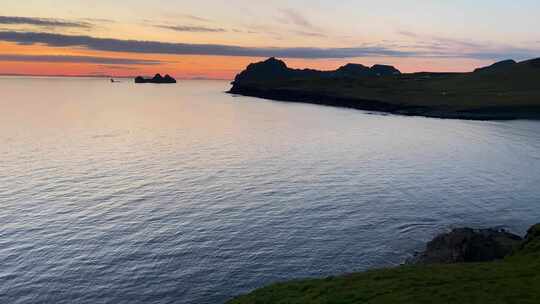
228,223,540,303
229,57,540,120
135,73,176,84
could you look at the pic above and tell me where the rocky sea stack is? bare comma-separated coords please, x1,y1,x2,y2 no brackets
135,73,176,84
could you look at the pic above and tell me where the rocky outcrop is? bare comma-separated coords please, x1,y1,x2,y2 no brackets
370,64,401,76
333,63,401,77
334,63,372,77
525,224,540,241
232,57,294,83
411,228,523,264
228,223,540,303
520,224,540,254
135,73,176,84
231,57,401,85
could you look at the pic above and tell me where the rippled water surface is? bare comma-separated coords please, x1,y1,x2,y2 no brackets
1,77,540,303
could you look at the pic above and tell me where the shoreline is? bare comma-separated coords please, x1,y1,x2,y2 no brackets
228,57,540,121
228,87,540,121
227,223,540,303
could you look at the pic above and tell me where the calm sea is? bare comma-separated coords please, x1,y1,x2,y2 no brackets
1,77,540,303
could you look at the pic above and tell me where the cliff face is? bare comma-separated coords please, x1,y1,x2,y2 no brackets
229,57,540,120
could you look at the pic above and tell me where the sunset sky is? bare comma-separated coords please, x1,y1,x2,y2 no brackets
1,0,540,79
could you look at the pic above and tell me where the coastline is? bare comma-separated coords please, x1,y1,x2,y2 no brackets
228,57,540,121
227,223,540,303
228,87,540,121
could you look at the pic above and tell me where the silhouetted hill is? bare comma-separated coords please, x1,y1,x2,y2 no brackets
233,57,402,84
229,57,540,120
474,59,517,73
370,64,401,76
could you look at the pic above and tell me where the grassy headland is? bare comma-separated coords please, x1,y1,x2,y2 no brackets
227,224,540,303
229,58,540,120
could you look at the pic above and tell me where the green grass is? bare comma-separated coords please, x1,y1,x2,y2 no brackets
227,225,540,304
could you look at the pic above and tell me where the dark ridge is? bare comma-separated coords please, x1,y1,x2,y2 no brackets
370,64,401,76
232,57,402,85
474,59,516,73
522,58,540,68
334,63,371,77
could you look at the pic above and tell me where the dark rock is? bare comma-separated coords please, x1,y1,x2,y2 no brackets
525,224,540,240
334,63,372,77
412,228,522,264
231,57,401,86
474,59,516,72
371,64,401,76
162,74,176,83
233,57,292,84
520,223,540,254
334,63,403,77
523,58,540,68
135,73,176,84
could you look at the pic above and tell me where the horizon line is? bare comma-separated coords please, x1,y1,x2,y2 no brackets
0,73,231,80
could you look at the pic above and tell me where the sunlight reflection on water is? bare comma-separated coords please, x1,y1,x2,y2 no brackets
1,78,540,303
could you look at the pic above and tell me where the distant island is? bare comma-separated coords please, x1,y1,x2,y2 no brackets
229,57,540,120
135,73,176,84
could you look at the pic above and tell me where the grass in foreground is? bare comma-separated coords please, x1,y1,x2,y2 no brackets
228,225,540,304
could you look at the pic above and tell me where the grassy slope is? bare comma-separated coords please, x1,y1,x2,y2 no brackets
245,60,540,112
228,225,540,304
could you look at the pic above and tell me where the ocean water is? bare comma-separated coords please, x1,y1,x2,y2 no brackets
1,77,540,304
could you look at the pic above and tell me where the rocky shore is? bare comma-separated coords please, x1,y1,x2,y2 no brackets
228,223,540,303
408,227,523,264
